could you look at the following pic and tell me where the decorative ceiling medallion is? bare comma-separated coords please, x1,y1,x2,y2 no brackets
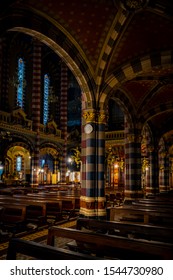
122,0,148,11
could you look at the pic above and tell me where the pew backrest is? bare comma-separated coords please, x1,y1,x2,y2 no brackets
6,238,102,260
76,218,173,243
47,225,173,259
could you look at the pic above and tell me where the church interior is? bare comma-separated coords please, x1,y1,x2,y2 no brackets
1,0,173,260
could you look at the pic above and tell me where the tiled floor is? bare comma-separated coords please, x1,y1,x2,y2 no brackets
0,219,77,260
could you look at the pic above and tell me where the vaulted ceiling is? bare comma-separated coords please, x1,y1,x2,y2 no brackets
1,0,173,146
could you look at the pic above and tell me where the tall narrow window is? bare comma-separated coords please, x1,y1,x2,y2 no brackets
41,159,45,168
17,58,25,108
43,74,50,125
16,156,22,172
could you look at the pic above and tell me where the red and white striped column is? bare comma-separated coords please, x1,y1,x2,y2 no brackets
31,40,42,188
60,62,68,183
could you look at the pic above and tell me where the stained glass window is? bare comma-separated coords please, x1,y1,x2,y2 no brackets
16,156,22,172
17,58,25,108
43,74,50,125
41,159,45,168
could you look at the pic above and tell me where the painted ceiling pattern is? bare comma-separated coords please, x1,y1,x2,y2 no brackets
1,0,173,143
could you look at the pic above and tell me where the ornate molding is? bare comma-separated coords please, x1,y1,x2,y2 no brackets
83,110,96,123
83,109,107,124
97,111,107,124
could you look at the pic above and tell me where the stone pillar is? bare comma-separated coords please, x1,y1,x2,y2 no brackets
60,62,68,184
146,146,159,195
124,117,143,200
80,108,106,218
169,158,173,190
30,40,41,188
159,152,169,192
53,158,58,174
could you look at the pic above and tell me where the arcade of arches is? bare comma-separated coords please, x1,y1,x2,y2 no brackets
1,0,173,219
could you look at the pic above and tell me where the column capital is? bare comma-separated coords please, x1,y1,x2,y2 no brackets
126,133,142,143
82,108,107,124
83,109,96,123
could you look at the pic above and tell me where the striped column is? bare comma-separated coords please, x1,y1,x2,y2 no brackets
141,128,150,194
1,38,9,111
124,117,143,200
30,40,41,188
159,153,169,192
80,109,106,218
146,146,159,195
110,163,114,188
170,159,173,190
96,111,107,217
159,152,166,192
165,154,170,191
53,158,58,174
60,62,68,183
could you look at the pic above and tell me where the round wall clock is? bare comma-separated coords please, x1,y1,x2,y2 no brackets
84,123,93,134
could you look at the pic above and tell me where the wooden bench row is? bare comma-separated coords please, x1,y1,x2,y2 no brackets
6,238,102,260
0,195,80,228
12,194,80,211
46,225,173,259
6,216,173,260
107,205,173,225
76,218,173,243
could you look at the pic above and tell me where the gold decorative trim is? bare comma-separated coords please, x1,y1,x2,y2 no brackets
83,110,96,123
83,109,107,124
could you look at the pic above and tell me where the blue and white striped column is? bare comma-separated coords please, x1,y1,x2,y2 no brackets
80,108,106,218
124,117,143,200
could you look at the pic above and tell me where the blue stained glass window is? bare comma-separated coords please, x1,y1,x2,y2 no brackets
16,156,22,172
17,58,25,108
43,74,50,125
41,159,45,168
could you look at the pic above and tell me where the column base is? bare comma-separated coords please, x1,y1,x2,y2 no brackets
30,183,39,188
124,189,144,203
159,185,170,192
80,196,107,218
145,186,160,197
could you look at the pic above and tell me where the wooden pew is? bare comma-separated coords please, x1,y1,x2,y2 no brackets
2,194,78,221
76,218,173,243
0,206,4,226
108,206,173,225
0,195,47,214
0,197,47,224
13,194,80,218
0,202,27,233
47,226,173,259
6,238,102,260
132,199,173,208
0,202,26,224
